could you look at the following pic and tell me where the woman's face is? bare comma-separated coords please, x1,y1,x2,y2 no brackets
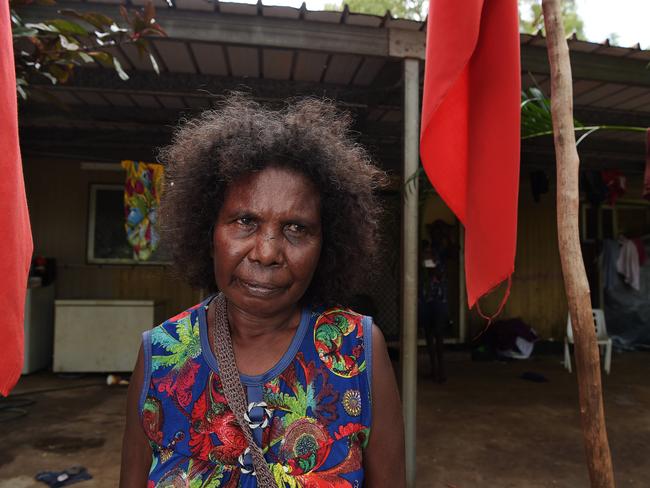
212,166,322,318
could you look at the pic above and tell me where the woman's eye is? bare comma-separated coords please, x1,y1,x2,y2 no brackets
236,217,254,227
285,223,305,234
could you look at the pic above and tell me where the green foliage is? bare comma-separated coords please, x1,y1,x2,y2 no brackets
11,0,166,99
520,87,647,144
324,0,426,21
518,0,585,38
406,88,646,197
520,86,557,139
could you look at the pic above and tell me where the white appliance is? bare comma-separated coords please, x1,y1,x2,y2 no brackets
53,299,163,372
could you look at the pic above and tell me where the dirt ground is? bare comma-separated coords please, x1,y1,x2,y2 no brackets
1,350,648,488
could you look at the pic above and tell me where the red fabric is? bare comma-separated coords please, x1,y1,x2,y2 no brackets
420,0,521,308
0,3,33,396
601,169,625,205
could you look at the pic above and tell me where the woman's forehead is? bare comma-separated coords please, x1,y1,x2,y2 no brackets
221,166,321,216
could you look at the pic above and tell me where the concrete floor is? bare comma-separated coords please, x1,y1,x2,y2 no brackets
0,351,648,488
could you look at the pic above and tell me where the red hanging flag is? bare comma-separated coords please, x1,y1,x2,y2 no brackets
420,0,521,309
0,2,34,395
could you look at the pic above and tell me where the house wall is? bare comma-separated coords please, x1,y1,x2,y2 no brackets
467,173,567,339
421,171,568,340
24,158,200,322
432,171,647,340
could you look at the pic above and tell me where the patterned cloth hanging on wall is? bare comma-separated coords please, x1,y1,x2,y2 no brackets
121,160,164,261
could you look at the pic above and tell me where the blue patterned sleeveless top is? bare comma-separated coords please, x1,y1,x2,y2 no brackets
139,295,373,487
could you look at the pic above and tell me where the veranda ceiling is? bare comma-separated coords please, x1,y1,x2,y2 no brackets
18,1,650,171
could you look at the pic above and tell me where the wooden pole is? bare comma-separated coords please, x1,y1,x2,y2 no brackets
541,1,615,487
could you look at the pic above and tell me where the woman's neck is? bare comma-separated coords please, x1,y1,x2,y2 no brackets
225,300,302,342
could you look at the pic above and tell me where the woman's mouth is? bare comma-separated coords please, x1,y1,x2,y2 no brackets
236,278,284,298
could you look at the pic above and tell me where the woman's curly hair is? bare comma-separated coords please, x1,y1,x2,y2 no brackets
158,94,385,305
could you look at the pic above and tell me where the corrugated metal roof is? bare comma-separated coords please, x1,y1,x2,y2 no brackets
20,0,650,146
521,32,650,60
84,0,650,54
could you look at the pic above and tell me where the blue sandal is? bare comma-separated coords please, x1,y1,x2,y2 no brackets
35,466,92,487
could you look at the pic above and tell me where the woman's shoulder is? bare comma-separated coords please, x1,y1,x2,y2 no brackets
311,305,369,325
310,305,374,380
147,300,206,368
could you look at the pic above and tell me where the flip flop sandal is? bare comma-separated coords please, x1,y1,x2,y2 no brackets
35,465,92,487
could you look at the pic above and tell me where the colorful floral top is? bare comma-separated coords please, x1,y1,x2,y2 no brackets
139,296,373,487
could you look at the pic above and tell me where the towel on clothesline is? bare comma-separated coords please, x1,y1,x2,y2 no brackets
602,239,620,291
121,160,163,261
633,238,647,266
617,238,640,291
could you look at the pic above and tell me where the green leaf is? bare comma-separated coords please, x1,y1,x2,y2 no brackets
16,83,27,100
113,57,129,81
11,26,39,37
149,52,160,74
109,23,128,34
89,51,113,67
60,9,115,29
24,22,59,33
48,63,73,83
10,9,23,24
59,35,79,51
41,71,57,84
78,52,94,63
48,18,89,36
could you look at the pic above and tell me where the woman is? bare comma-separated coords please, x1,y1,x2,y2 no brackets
120,96,405,487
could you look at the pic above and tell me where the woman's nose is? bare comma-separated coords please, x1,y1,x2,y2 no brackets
248,232,282,266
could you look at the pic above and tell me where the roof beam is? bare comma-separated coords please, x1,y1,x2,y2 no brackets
19,1,423,59
522,45,650,87
28,68,403,108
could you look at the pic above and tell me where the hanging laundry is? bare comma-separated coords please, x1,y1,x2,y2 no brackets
602,239,620,292
601,170,626,205
616,238,640,291
633,238,647,266
121,160,164,261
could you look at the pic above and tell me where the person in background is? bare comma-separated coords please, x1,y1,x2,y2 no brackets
419,220,453,383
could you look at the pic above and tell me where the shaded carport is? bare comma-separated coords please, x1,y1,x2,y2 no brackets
19,1,426,483
17,2,650,485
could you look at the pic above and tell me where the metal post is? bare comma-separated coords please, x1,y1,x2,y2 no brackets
458,225,467,343
401,57,419,488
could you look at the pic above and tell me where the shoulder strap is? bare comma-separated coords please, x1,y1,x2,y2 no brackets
210,293,276,487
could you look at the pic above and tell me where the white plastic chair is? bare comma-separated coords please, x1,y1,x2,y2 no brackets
564,309,612,375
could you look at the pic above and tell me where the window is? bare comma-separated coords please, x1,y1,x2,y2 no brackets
87,184,171,264
581,202,650,242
